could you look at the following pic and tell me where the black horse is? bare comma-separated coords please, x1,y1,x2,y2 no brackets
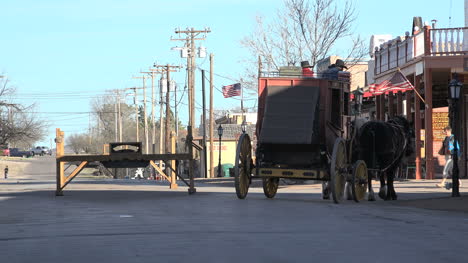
353,116,414,201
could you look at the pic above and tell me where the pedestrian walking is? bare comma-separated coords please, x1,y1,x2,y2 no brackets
4,165,8,179
436,126,461,189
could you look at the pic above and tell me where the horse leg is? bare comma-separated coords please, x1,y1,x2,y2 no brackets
378,172,387,200
368,171,376,201
388,172,398,200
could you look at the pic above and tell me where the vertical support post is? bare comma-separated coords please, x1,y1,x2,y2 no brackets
414,75,422,179
103,144,109,155
56,128,64,157
209,54,214,178
135,88,139,142
190,29,196,130
376,94,380,121
114,99,118,142
397,91,403,116
118,92,122,142
143,76,149,154
165,66,171,179
379,95,385,120
187,126,196,194
405,91,412,122
201,69,208,178
170,132,178,189
425,68,434,180
151,71,155,153
450,98,461,197
56,160,64,196
424,25,432,55
55,128,65,196
159,77,164,169
388,92,395,118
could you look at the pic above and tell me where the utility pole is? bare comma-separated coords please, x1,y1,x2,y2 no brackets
201,69,207,178
153,64,181,155
209,53,214,178
129,87,143,142
114,98,118,142
141,68,164,153
107,89,126,142
118,92,122,142
133,75,149,153
159,77,164,158
172,27,211,129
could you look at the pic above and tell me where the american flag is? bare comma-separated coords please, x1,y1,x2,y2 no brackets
370,71,413,95
222,83,241,98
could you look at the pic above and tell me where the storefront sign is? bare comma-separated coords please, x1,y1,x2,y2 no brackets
432,107,449,169
432,110,449,142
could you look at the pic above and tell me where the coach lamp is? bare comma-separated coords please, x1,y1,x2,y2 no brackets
448,79,462,101
448,78,462,197
352,87,364,115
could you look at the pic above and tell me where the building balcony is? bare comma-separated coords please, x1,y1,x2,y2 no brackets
374,26,468,76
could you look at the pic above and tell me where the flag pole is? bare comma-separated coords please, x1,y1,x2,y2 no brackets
397,68,426,105
241,83,244,123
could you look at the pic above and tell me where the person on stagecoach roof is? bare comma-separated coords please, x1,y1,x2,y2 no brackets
322,59,348,80
301,61,314,77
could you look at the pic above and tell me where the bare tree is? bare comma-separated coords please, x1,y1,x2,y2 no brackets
241,0,366,81
0,76,46,147
66,133,92,154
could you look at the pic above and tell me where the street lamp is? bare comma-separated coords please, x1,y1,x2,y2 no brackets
241,120,247,133
217,124,224,177
448,78,462,197
352,87,364,116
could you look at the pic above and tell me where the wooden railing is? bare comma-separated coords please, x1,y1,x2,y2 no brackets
431,27,468,54
374,27,468,76
374,32,424,75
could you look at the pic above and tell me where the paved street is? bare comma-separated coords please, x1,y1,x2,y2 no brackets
1,157,467,263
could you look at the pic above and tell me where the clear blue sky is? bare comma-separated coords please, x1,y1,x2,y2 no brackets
0,0,464,147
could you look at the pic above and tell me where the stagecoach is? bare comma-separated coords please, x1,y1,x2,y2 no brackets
233,66,368,203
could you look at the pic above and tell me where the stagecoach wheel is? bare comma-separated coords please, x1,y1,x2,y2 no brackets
330,138,347,204
262,177,279,198
234,133,252,199
351,160,368,202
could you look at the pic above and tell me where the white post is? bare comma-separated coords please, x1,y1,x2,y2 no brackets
464,0,468,50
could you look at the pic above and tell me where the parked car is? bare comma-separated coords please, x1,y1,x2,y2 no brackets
9,148,33,158
31,146,52,156
0,144,10,156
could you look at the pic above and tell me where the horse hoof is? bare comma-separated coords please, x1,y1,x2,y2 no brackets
378,191,386,200
378,187,387,200
392,195,398,200
322,189,330,200
368,193,376,201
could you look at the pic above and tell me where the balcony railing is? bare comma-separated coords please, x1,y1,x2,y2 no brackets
374,31,425,75
374,26,468,76
431,27,468,54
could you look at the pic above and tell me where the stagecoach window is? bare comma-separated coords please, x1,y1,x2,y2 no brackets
331,89,341,127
